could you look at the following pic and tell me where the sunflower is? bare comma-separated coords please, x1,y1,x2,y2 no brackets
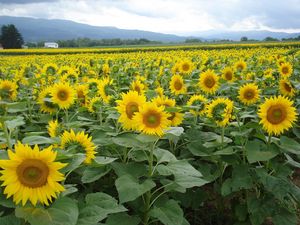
155,86,164,97
0,80,18,101
206,98,234,127
116,91,146,130
222,67,235,82
279,62,293,78
258,96,297,135
60,129,96,164
238,83,260,105
132,102,171,136
87,97,102,113
48,120,61,138
0,143,66,206
169,74,187,95
171,62,181,74
50,82,76,109
187,94,208,116
179,59,193,74
42,63,58,75
234,60,247,71
279,79,295,97
76,84,89,105
152,96,183,126
130,80,145,95
37,87,58,114
198,70,219,94
98,77,114,104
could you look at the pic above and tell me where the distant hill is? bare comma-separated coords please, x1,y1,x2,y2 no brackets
0,16,186,43
0,16,299,43
187,30,300,41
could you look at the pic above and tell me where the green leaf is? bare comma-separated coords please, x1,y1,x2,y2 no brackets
93,156,117,165
245,140,279,163
279,136,300,154
81,167,111,183
15,207,52,225
149,199,186,225
272,208,297,225
61,153,86,173
154,148,177,164
22,136,55,145
77,192,127,225
48,197,79,225
136,134,159,143
0,215,22,225
112,133,143,148
4,116,25,130
104,213,140,225
6,102,27,113
115,174,156,203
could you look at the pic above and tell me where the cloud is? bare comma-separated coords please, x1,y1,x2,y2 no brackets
0,0,299,34
0,0,58,3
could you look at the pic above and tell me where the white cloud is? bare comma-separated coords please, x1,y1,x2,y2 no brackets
0,0,299,34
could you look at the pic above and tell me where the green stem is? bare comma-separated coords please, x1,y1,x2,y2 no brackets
221,126,225,148
143,141,157,225
267,134,272,147
3,122,12,149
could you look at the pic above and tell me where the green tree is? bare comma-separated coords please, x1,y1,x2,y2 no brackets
0,24,24,49
240,36,248,42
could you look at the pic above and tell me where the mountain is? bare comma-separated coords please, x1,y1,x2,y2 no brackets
0,16,186,42
186,30,300,41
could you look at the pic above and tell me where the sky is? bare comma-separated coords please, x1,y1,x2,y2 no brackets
0,0,300,35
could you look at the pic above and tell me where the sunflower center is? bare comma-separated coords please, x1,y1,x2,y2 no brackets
282,67,289,74
174,80,183,90
134,85,141,94
244,90,254,100
125,102,139,119
168,112,176,121
237,64,244,70
0,85,12,98
77,90,85,99
284,83,291,92
182,63,190,72
17,159,49,188
144,111,161,128
57,90,69,101
204,77,215,88
266,105,287,125
225,71,232,80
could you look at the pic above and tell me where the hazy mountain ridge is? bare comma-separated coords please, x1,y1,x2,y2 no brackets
0,16,299,42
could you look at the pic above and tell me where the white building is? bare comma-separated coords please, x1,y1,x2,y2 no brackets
44,42,59,48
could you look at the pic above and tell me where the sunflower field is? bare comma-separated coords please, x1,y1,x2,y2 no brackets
0,43,300,225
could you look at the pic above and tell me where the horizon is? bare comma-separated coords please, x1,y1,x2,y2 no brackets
0,0,300,36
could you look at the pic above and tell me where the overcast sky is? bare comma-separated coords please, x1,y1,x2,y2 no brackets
0,0,299,35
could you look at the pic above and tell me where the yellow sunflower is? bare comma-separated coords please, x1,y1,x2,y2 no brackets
0,80,18,101
238,83,260,105
130,80,146,95
87,97,102,113
198,70,219,94
50,82,76,109
206,98,234,127
42,63,58,75
76,84,89,105
222,67,235,82
155,86,164,97
152,96,183,126
116,91,146,130
234,60,247,71
169,74,187,95
187,94,208,116
279,79,295,97
98,77,114,104
37,87,58,114
61,129,96,164
0,142,66,206
279,62,292,78
258,96,298,135
179,59,193,74
48,120,61,138
132,102,171,136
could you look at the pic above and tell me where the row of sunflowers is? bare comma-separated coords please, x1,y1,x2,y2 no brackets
0,45,300,225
